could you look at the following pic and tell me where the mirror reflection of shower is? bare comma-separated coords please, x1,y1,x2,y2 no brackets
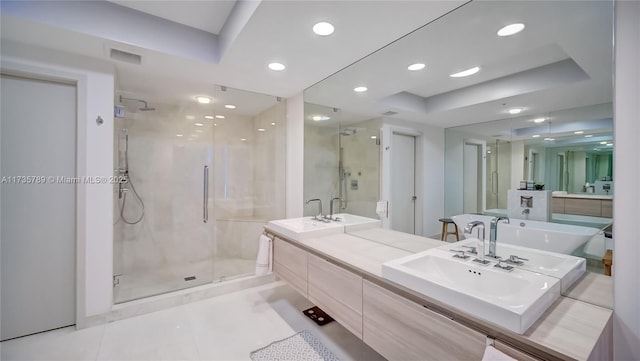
338,127,356,210
116,128,145,224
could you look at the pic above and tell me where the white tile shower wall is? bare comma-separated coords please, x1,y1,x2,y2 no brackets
304,124,339,216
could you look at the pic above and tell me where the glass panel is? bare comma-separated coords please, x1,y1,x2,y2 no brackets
113,89,215,303
211,86,286,282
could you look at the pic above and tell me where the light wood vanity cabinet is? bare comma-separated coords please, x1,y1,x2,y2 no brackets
308,255,363,338
273,238,308,297
362,280,486,361
553,197,613,217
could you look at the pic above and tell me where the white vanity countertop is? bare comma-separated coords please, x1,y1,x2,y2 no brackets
265,225,613,361
553,193,613,200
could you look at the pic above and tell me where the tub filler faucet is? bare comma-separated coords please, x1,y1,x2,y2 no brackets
489,216,509,259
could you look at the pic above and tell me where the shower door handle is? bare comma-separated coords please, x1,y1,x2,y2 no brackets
203,165,209,223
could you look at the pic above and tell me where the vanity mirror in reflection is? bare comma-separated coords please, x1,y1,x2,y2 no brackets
302,0,613,308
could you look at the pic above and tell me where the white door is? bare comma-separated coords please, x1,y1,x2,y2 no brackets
391,133,415,234
1,75,76,340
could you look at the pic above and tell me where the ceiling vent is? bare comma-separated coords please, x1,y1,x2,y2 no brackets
110,49,141,65
382,111,398,116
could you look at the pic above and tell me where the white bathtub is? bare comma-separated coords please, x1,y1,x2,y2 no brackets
451,214,600,255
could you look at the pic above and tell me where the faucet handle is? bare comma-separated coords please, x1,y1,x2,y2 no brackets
509,255,529,262
494,259,514,271
449,249,469,259
461,245,477,254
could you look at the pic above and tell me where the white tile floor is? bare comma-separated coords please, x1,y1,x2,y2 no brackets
1,281,386,361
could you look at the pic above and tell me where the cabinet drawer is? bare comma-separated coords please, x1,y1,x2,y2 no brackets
552,197,565,213
273,238,308,297
494,340,543,361
308,254,363,338
564,198,602,217
601,200,613,218
362,280,485,361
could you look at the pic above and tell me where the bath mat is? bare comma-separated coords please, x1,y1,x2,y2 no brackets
303,306,335,326
250,330,340,361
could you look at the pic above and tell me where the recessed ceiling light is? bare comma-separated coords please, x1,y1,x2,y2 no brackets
213,123,217,127
204,115,214,119
544,137,555,141
370,135,377,139
584,135,593,138
271,122,276,126
574,130,584,134
241,138,247,141
215,115,225,119
176,134,183,137
407,63,426,71
225,104,236,109
487,150,492,154
186,115,196,120
195,96,212,104
532,134,540,138
600,141,608,144
313,22,335,36
258,128,265,132
606,143,613,146
497,23,525,37
532,118,546,123
268,62,286,71
450,66,480,78
194,123,204,126
354,86,368,93
508,108,523,115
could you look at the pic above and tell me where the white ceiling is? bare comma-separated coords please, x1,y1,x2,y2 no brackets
108,1,237,35
0,0,467,114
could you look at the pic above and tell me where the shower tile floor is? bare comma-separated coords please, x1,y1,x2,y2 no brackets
1,281,386,361
114,257,257,303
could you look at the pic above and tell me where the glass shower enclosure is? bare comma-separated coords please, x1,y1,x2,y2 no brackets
113,84,286,303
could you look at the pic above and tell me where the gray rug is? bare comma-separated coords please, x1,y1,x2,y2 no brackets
250,330,340,361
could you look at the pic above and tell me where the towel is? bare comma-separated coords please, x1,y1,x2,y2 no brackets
376,201,388,218
481,345,517,361
255,234,273,276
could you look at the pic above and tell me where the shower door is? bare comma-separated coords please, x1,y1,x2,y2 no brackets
113,94,215,303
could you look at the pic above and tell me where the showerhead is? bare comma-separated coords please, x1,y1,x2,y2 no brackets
120,95,155,111
340,128,357,136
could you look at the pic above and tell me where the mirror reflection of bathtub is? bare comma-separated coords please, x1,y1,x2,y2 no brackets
451,214,604,264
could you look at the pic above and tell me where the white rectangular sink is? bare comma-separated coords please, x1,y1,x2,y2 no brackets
450,240,585,294
266,217,344,240
382,249,560,334
331,213,381,232
266,214,380,241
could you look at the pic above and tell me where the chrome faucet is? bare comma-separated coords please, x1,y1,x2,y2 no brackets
306,198,323,220
489,216,509,258
463,221,485,240
326,197,342,220
464,221,489,264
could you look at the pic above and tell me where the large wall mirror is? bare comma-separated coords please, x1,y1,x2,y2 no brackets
303,0,613,307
